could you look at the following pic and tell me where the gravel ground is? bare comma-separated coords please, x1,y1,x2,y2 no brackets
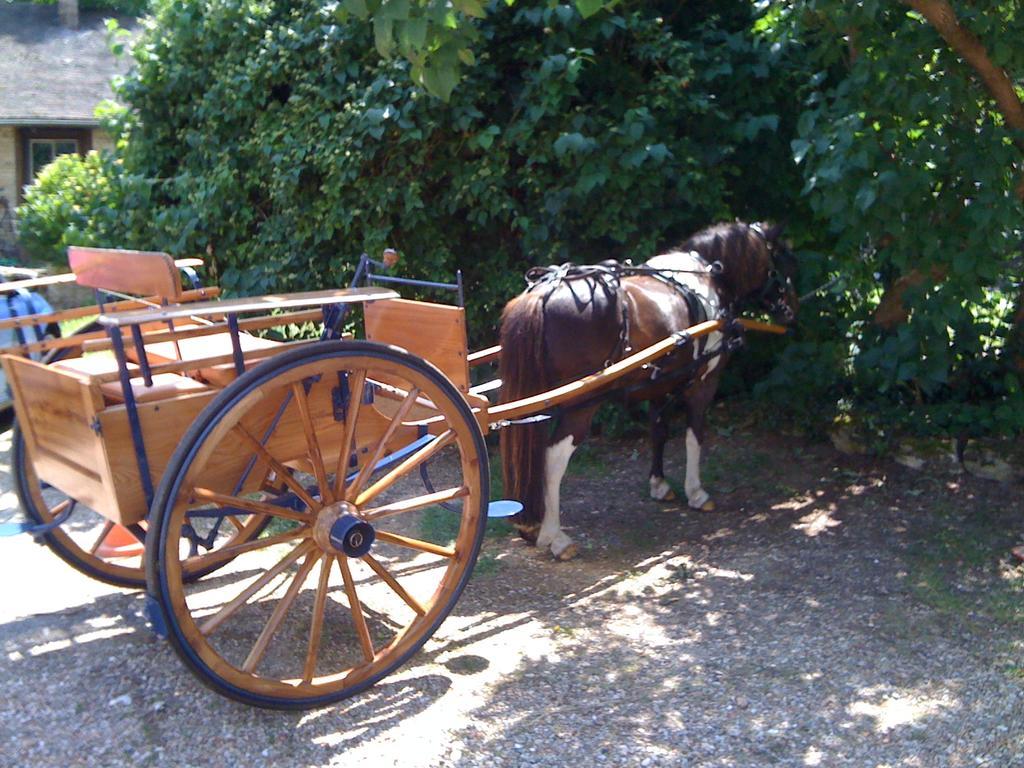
1,418,1022,768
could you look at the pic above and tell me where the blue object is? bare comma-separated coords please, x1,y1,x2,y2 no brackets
145,594,169,639
0,500,75,538
0,522,34,537
487,500,523,518
345,433,436,484
329,515,375,557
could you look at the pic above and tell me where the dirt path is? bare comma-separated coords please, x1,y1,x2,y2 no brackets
1,420,1022,767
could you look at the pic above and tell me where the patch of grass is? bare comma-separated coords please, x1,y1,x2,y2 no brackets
567,443,607,478
906,506,1024,629
1004,666,1024,681
472,551,502,577
262,517,301,537
624,515,661,548
419,505,512,545
488,450,504,500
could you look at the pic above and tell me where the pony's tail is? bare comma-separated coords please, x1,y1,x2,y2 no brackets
498,292,549,541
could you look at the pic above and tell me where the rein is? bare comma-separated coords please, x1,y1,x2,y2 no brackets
798,275,840,303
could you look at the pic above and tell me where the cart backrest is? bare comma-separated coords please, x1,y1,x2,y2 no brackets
364,298,470,393
69,246,183,302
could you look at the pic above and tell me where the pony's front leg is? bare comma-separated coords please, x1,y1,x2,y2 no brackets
648,398,676,501
683,397,716,512
537,435,578,560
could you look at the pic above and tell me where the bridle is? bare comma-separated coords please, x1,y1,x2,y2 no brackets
749,223,796,322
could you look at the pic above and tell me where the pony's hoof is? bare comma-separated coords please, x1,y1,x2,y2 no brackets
514,522,540,544
553,541,578,561
687,489,713,511
649,477,676,501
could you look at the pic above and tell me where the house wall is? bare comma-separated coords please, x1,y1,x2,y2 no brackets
0,126,17,203
1,127,114,208
91,128,115,154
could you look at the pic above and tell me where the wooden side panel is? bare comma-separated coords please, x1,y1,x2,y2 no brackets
69,246,182,302
97,390,219,524
364,298,470,393
170,379,416,500
1,354,115,519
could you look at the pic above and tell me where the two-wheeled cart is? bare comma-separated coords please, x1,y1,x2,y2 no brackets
1,247,782,709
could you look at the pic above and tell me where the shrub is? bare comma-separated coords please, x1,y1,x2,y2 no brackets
16,151,151,265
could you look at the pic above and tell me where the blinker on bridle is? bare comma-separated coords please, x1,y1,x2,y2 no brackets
749,223,795,322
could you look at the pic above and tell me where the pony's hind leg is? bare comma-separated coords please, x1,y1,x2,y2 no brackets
648,398,676,501
537,435,578,560
683,390,716,512
536,407,598,560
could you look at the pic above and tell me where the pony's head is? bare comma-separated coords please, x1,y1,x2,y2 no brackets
751,222,798,325
680,221,799,324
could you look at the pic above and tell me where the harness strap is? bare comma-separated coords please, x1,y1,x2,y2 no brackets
525,259,719,364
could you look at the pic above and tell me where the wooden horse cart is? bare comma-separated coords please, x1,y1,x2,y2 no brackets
0,247,782,709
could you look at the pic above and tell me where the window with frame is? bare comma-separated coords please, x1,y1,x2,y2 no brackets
29,139,80,179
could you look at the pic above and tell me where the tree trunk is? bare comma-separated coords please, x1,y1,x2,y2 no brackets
878,1,1024,351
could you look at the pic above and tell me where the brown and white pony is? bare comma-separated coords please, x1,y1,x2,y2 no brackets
498,221,798,559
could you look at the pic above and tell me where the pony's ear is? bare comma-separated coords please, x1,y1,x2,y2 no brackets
763,223,785,242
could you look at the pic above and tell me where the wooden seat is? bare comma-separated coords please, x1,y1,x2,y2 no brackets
53,354,210,404
138,332,283,386
52,354,134,378
364,298,470,393
69,246,185,302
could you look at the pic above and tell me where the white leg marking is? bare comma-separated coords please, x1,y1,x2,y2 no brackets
649,475,674,501
701,331,723,379
537,436,577,558
685,428,711,510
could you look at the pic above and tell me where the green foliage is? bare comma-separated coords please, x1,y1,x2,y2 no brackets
739,1,1024,439
16,150,152,265
332,0,616,99
97,0,801,343
22,0,150,14
17,0,1024,441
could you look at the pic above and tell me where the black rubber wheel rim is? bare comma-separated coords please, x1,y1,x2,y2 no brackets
146,340,489,709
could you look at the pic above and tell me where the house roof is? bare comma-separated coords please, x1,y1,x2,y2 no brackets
0,3,138,126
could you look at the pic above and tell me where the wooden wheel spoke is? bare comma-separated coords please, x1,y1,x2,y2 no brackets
200,541,316,636
333,368,367,499
242,550,319,674
191,487,313,525
362,553,427,616
303,554,334,683
88,520,115,555
234,425,320,512
375,530,455,559
337,557,375,663
346,386,421,502
184,528,309,571
355,430,455,507
362,486,469,522
46,498,72,520
290,381,333,505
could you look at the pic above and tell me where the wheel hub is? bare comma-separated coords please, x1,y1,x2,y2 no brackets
313,501,375,557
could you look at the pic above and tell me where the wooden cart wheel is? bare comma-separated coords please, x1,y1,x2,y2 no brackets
146,340,488,709
10,322,148,587
12,424,150,587
11,324,268,589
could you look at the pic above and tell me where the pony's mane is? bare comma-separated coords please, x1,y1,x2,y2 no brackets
679,221,758,262
677,221,772,305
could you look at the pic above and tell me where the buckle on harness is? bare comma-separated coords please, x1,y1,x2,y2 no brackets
671,330,692,347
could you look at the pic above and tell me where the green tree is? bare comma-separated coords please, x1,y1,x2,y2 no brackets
100,0,803,340
758,0,1024,438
